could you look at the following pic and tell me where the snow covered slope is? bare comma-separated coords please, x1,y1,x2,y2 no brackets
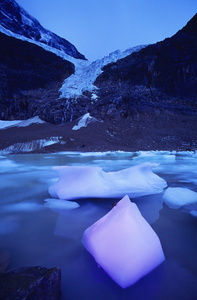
0,0,85,60
0,0,146,101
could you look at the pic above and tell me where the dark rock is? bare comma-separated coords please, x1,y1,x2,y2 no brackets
0,32,74,122
94,13,197,118
0,266,61,300
0,251,9,273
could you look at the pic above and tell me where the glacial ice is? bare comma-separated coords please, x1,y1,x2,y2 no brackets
0,137,60,154
162,187,197,209
82,195,165,288
59,45,146,99
49,163,167,200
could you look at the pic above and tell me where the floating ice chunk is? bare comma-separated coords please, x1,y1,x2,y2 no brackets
44,198,79,211
82,195,165,288
49,163,167,200
162,187,197,209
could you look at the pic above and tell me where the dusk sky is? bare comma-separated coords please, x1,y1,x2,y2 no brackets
16,0,197,61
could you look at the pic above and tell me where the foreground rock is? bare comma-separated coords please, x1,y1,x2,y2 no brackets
0,266,61,300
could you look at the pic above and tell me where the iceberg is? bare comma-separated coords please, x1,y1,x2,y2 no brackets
162,187,197,209
49,163,167,200
82,195,165,288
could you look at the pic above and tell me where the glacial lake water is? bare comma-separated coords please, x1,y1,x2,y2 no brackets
0,151,197,300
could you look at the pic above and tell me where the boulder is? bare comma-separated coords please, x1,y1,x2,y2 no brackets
0,266,61,300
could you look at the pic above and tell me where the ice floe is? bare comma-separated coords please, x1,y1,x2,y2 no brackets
162,187,197,209
49,163,167,200
44,198,80,211
82,195,165,288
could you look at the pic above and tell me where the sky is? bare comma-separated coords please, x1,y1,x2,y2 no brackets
16,0,197,61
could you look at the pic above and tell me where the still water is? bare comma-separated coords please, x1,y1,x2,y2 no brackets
0,151,197,300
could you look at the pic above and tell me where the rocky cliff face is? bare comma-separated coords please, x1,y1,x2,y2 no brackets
0,32,75,122
94,13,197,118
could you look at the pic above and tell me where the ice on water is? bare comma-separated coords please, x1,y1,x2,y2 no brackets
82,195,165,288
163,187,197,209
44,198,80,211
49,162,167,200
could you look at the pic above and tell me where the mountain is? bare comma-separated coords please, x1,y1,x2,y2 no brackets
0,0,85,60
0,0,87,123
0,2,197,152
94,14,197,117
0,31,75,122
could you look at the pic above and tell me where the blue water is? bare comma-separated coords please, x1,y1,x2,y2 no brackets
0,151,197,300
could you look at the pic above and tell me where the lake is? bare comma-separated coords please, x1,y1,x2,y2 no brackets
0,151,197,300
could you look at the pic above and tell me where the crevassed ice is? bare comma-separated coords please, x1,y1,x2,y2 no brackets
59,45,146,99
82,195,165,288
49,163,167,200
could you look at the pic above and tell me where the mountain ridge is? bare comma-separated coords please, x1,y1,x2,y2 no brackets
0,0,86,60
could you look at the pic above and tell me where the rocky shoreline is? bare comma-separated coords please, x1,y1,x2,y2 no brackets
0,112,197,154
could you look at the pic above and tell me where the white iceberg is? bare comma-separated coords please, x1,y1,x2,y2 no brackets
49,163,167,200
162,187,197,209
82,195,165,288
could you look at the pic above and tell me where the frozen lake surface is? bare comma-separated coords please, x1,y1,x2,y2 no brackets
0,151,197,299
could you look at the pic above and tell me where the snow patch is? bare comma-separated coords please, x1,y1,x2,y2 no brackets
0,116,45,129
72,113,98,130
49,163,167,200
82,195,165,288
17,116,45,127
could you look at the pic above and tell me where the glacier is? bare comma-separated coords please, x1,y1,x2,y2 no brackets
82,195,165,288
48,163,167,200
59,45,146,99
0,2,147,101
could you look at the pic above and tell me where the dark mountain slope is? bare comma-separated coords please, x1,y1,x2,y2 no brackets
0,32,74,122
94,13,197,117
0,0,85,59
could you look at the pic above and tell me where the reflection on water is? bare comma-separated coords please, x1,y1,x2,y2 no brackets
0,151,197,299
